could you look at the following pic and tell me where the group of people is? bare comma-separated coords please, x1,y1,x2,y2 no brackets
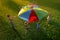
24,13,51,32
7,13,51,32
24,21,40,32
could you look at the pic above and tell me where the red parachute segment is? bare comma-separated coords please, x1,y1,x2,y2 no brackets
29,10,39,22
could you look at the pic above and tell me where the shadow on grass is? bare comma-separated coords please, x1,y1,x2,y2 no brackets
29,28,53,40
28,23,52,40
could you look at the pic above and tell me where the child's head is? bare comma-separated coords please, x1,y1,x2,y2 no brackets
7,15,10,17
24,21,28,25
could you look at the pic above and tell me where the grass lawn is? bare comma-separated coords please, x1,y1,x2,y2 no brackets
0,0,60,40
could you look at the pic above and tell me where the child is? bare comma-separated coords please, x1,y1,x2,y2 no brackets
47,14,51,26
7,15,15,28
36,21,40,31
47,14,51,22
24,21,30,32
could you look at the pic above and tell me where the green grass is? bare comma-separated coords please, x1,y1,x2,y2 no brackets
0,0,60,40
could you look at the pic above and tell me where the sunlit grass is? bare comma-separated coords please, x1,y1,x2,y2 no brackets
12,0,30,6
